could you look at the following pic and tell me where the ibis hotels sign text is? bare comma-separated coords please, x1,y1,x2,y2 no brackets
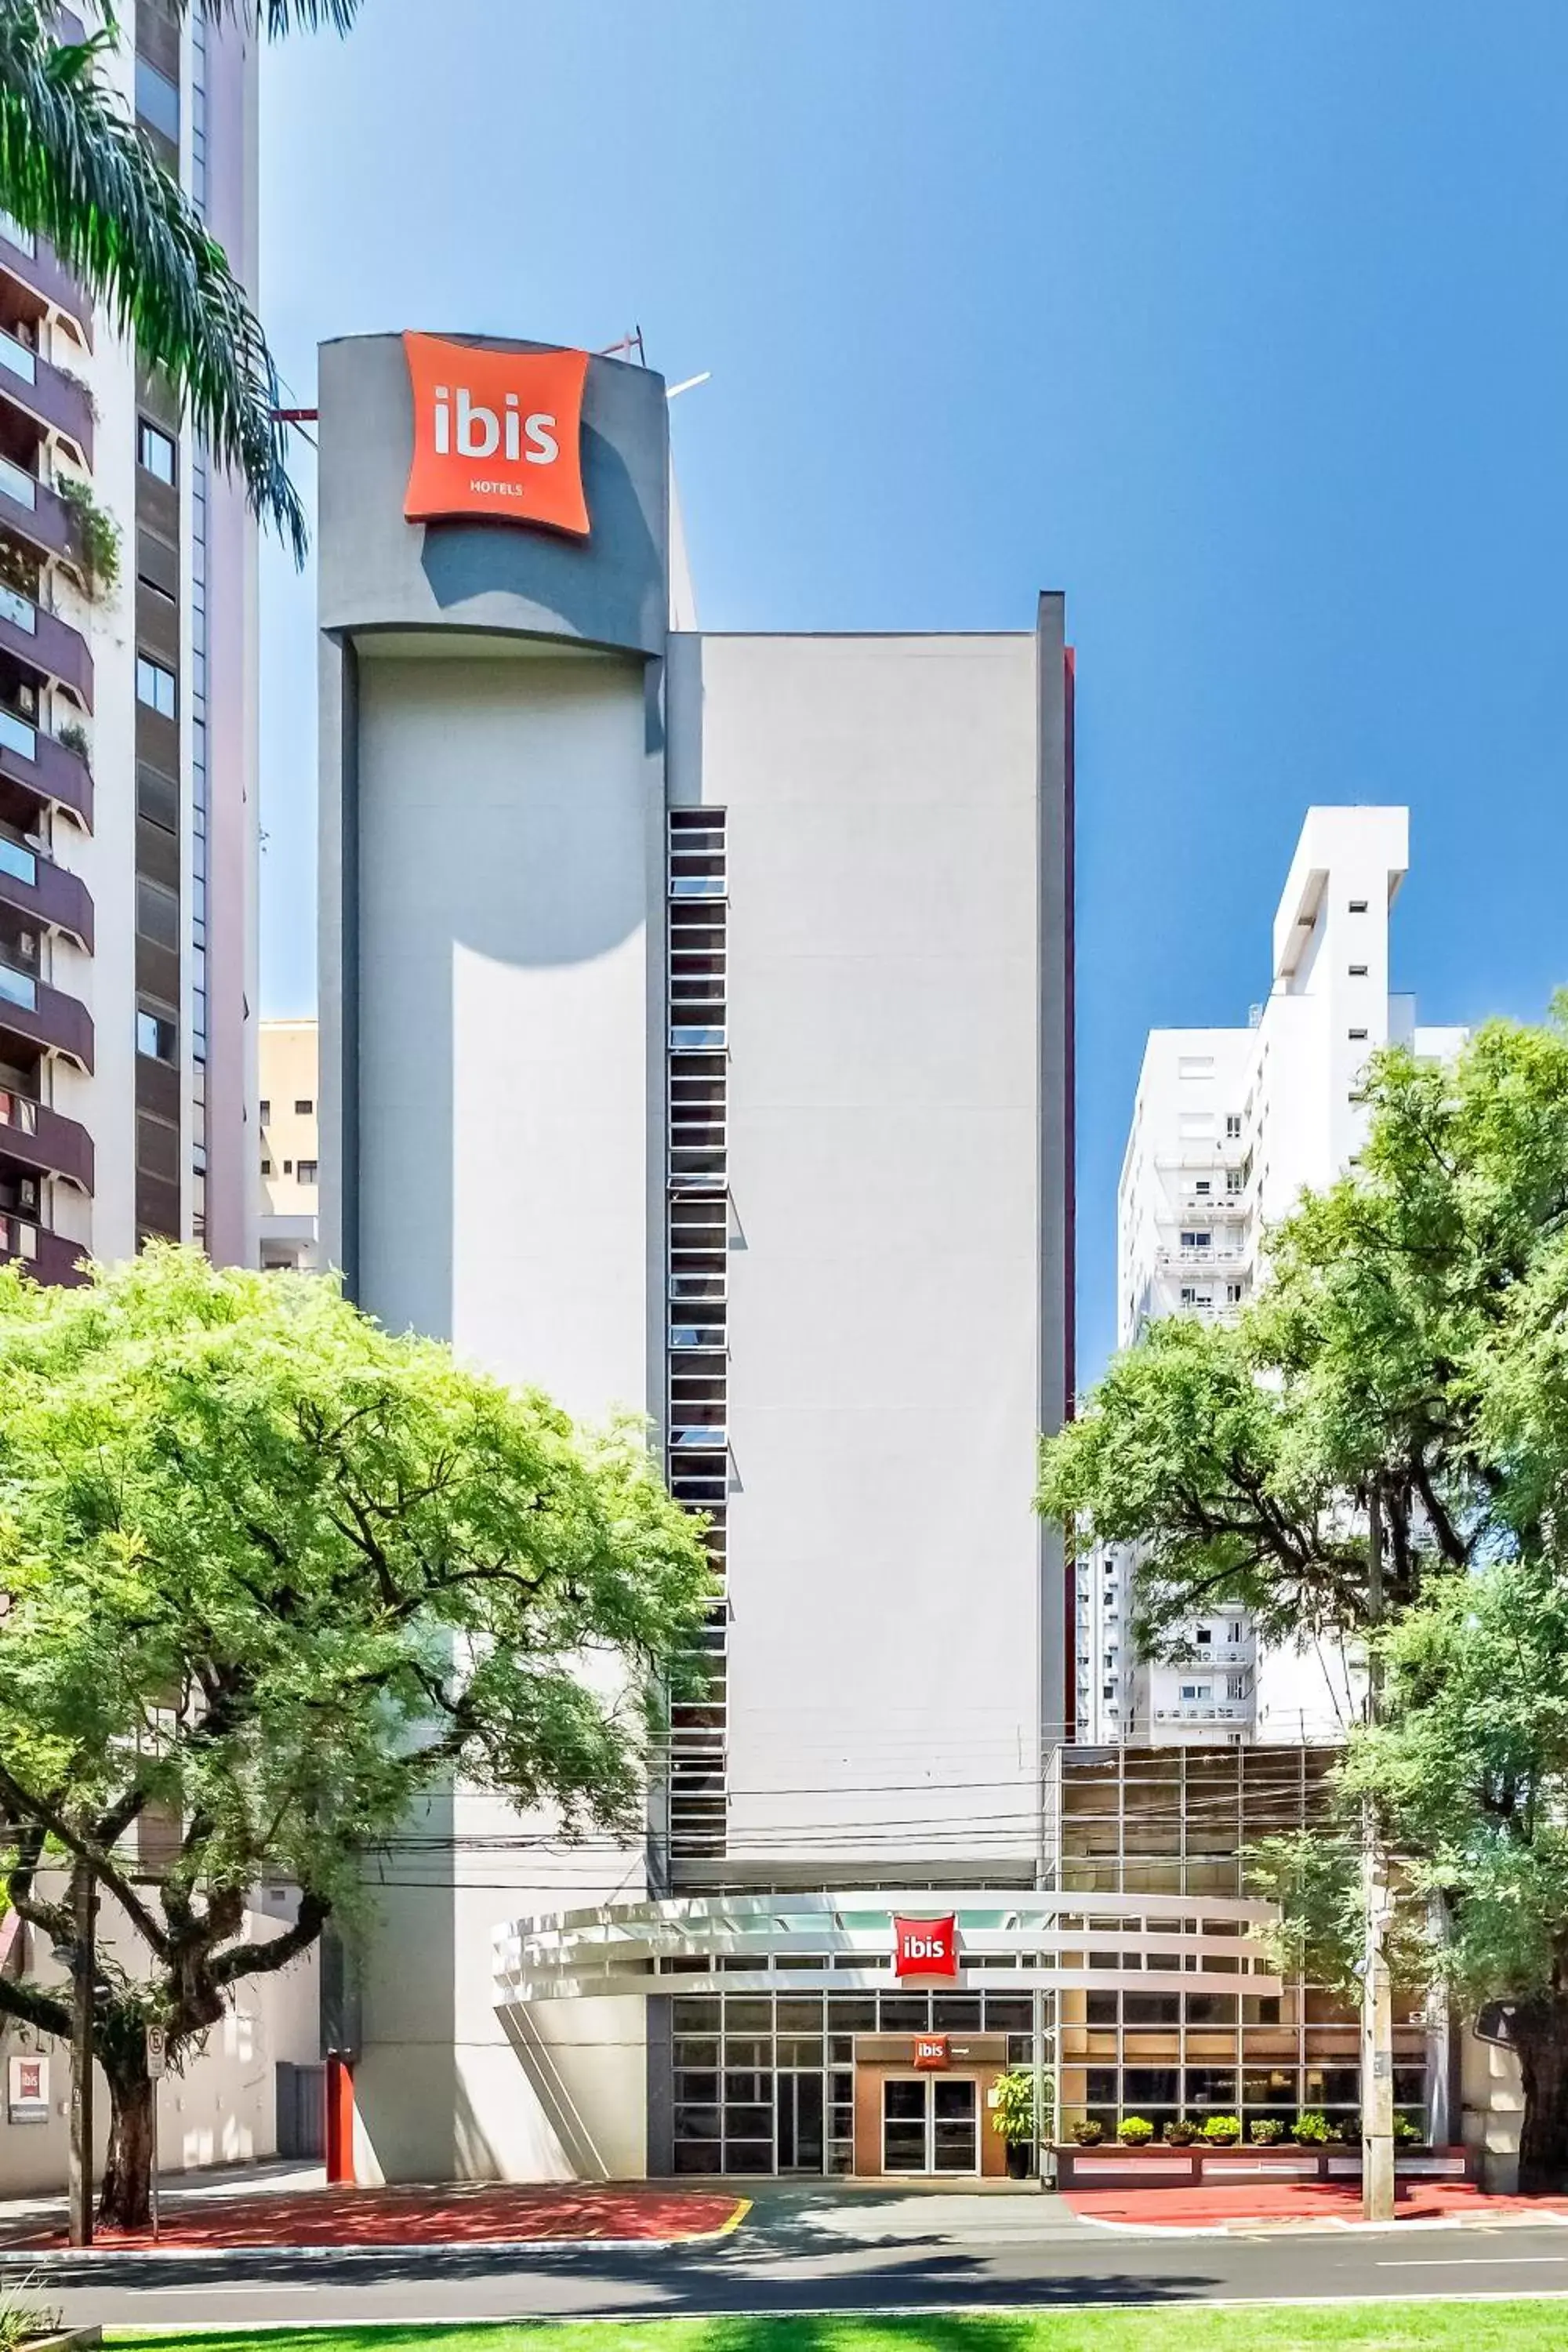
403,333,590,536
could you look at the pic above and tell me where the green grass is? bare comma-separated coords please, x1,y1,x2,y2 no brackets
114,2312,1568,2352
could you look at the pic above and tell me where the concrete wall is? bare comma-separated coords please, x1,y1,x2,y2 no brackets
0,1907,318,2198
673,632,1051,1873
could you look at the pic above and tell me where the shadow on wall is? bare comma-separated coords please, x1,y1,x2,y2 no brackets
498,2004,610,2182
418,429,663,652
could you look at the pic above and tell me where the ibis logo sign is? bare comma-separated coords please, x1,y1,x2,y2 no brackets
403,332,590,536
894,1914,959,1980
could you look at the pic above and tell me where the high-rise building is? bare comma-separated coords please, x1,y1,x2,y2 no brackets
258,1016,318,1269
315,328,1096,2183
0,2,258,1281
1084,807,1466,1746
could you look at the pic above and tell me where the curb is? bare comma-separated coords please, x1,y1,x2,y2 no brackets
0,2198,751,2268
1070,2205,1568,2239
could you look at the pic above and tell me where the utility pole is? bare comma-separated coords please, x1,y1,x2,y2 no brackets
1361,1478,1395,2223
67,1860,96,2248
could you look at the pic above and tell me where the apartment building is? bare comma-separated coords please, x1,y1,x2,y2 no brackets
0,2,258,1282
258,1016,318,1269
1084,807,1465,1746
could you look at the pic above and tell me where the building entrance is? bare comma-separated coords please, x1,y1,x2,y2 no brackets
880,2075,979,2175
776,2072,825,2172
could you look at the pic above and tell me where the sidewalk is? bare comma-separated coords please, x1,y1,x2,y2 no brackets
1063,2174,1568,2232
0,2168,750,2255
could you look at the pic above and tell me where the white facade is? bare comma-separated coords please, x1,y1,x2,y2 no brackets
1084,807,1465,1746
258,1015,319,1269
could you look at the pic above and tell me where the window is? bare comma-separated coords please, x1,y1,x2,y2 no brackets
260,1157,272,1176
1180,1230,1211,1250
1225,1169,1243,1194
258,1098,270,1123
136,1006,176,1063
282,1160,292,1175
1348,898,1369,913
136,875,179,951
1180,1682,1213,1703
1225,1281,1243,1304
1196,1627,1214,1645
294,1097,314,1116
134,56,180,142
136,655,176,720
1178,1054,1214,1080
1348,1027,1368,1041
137,419,176,485
1348,963,1368,978
1225,1113,1243,1139
1193,1178,1210,1196
297,1159,318,1185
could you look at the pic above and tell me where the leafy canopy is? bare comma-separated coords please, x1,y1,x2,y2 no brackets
0,1247,712,2050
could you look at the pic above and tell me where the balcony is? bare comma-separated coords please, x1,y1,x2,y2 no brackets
0,581,91,710
0,451,74,567
0,833,91,949
0,1087,92,1189
0,217,92,348
1160,1245,1247,1269
0,962,92,1069
0,704,91,829
0,1211,87,1286
0,325,93,465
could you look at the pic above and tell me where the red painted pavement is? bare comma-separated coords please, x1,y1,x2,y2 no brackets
1065,2176,1568,2230
2,2182,748,2252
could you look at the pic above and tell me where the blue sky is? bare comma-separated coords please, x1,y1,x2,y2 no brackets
259,0,1568,1383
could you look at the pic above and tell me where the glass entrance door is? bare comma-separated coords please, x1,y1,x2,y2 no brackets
776,2071,826,2172
880,2075,979,2174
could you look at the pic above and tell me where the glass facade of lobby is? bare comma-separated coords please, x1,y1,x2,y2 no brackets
1053,1744,1431,2139
661,1986,1051,2176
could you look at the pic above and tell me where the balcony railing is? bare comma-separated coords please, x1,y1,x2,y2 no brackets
0,326,93,462
0,579,92,710
0,1087,92,1189
0,216,92,346
0,702,92,829
0,968,92,1069
0,834,91,949
0,1211,87,1286
0,452,73,564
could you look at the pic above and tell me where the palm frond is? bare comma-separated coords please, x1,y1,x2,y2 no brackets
187,0,365,35
0,1,306,561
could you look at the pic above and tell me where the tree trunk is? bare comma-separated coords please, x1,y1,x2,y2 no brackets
1514,1995,1568,2194
97,2059,154,2232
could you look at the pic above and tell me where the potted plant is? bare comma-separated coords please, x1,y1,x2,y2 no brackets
1249,2117,1286,2146
1201,2114,1242,2147
1117,2114,1155,2147
1393,2112,1422,2147
1163,2118,1199,2146
1292,2111,1330,2146
989,2067,1045,2180
1071,2118,1104,2147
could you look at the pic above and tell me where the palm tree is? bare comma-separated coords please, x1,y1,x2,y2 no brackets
0,0,363,561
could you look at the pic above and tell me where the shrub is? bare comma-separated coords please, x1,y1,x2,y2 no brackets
1117,2114,1156,2146
56,474,120,600
1163,2118,1199,2146
1249,2117,1286,2146
1201,2114,1243,2146
0,2277,61,2350
1292,2111,1330,2145
54,718,89,764
1071,2118,1104,2147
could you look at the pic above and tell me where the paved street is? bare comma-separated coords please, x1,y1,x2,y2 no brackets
18,2184,1568,2329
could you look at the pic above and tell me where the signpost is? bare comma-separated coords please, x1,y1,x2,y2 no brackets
147,2027,166,2244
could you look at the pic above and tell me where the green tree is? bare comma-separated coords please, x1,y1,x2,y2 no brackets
1039,1006,1568,2176
0,2,365,560
1251,1560,1568,2188
0,1248,711,2228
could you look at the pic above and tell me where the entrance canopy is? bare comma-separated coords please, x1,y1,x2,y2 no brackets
493,1888,1281,2007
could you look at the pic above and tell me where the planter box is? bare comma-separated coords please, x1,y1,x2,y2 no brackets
1054,2142,1474,2190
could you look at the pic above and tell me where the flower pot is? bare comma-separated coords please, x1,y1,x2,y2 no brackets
1004,2140,1032,2180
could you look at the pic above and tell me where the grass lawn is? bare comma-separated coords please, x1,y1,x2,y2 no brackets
116,2310,1568,2352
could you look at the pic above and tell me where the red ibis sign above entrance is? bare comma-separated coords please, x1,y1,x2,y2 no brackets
894,1914,958,1980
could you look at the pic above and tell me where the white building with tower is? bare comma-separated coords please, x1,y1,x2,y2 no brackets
1083,806,1466,1747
